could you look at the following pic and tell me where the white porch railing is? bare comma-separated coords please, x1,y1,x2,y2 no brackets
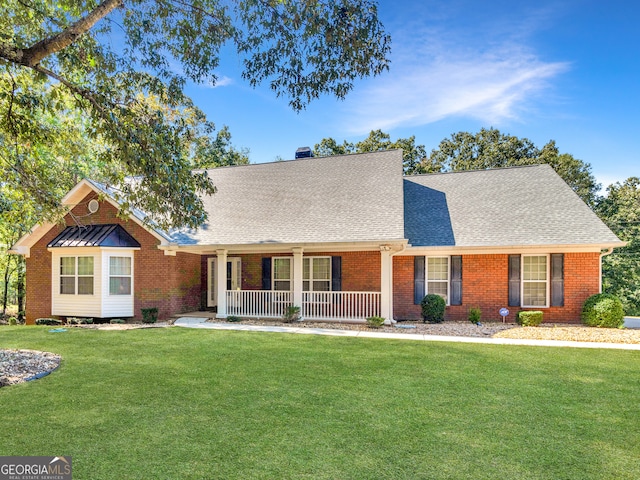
226,290,292,318
302,291,381,321
224,290,381,321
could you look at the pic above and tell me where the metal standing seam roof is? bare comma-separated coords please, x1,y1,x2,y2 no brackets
47,224,141,248
403,164,622,248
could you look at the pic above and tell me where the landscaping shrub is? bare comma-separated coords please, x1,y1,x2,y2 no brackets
110,319,126,324
227,316,241,323
468,307,482,325
421,294,445,323
366,316,385,328
141,307,158,324
67,317,93,325
282,305,301,323
581,293,625,328
517,311,543,326
35,318,62,326
8,317,17,326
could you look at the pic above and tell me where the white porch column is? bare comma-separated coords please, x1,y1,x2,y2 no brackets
292,248,304,313
380,246,392,323
216,249,228,318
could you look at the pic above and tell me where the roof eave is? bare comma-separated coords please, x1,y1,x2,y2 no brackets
400,242,627,255
160,238,409,255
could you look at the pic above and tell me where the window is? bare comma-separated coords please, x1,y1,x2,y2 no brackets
303,257,331,292
427,257,449,303
522,255,548,307
109,256,132,295
273,258,292,291
60,256,94,295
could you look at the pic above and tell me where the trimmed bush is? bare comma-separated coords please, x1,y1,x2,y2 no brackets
67,317,94,325
35,318,62,326
226,316,241,323
141,307,158,324
421,294,446,323
517,311,543,327
366,316,385,328
282,305,301,323
468,307,482,325
581,293,625,328
8,317,17,326
110,319,126,324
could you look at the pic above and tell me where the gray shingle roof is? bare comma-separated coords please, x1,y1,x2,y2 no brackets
173,150,406,246
404,164,622,247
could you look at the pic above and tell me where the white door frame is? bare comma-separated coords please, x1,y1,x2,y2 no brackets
207,257,241,307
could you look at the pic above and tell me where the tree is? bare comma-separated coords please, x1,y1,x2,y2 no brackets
597,178,640,315
426,128,600,207
314,130,427,174
0,186,34,321
0,0,391,230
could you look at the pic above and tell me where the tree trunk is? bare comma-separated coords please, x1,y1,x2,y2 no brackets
0,0,123,67
1,257,10,316
16,257,25,322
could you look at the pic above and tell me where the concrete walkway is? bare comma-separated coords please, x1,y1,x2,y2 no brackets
174,317,640,351
625,316,640,329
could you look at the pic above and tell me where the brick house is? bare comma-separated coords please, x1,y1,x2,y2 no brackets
11,150,624,324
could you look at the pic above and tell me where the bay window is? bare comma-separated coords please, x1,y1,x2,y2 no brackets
60,256,94,295
109,256,132,295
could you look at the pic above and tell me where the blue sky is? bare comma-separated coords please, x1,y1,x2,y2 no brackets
183,0,638,190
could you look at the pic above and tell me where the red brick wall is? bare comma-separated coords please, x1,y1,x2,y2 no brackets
393,253,601,323
200,251,382,294
25,193,201,324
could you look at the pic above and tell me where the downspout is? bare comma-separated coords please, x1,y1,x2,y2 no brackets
599,248,614,293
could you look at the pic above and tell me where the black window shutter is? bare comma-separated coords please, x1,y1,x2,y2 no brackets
414,256,425,304
262,257,272,290
226,261,232,290
551,253,564,307
508,255,521,306
450,256,462,306
331,256,342,291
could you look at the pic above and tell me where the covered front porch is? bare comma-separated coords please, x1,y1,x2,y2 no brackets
202,246,397,323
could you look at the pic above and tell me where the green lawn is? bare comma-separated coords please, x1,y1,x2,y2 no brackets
1,327,639,479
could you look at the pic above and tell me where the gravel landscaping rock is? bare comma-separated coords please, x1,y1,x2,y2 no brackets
0,349,61,387
211,318,640,344
494,324,640,344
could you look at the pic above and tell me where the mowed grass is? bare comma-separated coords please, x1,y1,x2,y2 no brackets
1,327,639,479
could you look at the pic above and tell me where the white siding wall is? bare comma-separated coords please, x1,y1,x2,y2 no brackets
50,247,136,318
51,248,103,318
101,249,135,317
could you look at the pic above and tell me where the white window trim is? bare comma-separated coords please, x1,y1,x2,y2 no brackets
108,254,133,296
272,257,293,291
60,255,95,296
303,256,332,292
521,254,550,308
425,256,450,306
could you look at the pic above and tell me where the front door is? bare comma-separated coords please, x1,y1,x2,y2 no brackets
207,258,241,307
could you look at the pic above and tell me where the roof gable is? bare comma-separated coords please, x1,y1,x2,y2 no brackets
404,164,622,248
172,150,406,246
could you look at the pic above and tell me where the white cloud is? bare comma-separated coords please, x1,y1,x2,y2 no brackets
206,75,234,88
340,48,568,134
337,6,570,135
